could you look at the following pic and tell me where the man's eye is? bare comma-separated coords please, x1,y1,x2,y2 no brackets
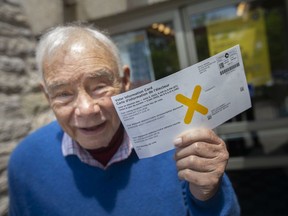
91,85,113,98
93,85,107,93
60,92,72,97
53,92,73,99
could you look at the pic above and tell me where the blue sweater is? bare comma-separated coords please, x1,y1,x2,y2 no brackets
8,121,240,216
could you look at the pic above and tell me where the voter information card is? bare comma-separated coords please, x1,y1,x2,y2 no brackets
112,45,251,159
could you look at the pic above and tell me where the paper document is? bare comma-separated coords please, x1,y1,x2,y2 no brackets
112,45,251,159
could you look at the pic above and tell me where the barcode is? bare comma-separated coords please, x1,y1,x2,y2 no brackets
220,62,240,75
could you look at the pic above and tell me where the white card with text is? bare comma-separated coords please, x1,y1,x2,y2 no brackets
112,45,251,159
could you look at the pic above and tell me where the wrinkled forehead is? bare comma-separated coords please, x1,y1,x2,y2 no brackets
53,34,114,60
43,40,120,91
42,36,119,78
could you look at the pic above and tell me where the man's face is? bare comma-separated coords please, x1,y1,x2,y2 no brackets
42,40,129,150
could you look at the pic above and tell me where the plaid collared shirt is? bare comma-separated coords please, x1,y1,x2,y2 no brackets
62,132,133,169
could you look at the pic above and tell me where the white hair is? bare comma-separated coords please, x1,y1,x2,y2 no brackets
35,24,123,82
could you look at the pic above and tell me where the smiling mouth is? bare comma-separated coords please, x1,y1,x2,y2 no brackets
78,122,106,134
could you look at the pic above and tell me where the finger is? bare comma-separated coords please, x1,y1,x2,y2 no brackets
174,141,221,160
178,168,224,186
176,155,215,172
174,128,221,148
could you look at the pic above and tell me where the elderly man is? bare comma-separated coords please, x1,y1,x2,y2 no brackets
8,24,240,215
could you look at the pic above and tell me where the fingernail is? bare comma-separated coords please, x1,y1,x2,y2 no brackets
173,137,182,147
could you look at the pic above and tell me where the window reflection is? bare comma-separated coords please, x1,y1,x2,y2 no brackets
112,22,180,88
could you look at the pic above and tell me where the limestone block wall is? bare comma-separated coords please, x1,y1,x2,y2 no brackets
0,0,54,215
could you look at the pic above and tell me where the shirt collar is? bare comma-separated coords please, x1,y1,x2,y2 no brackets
62,131,133,169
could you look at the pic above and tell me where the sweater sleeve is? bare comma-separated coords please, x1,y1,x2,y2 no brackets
186,173,240,216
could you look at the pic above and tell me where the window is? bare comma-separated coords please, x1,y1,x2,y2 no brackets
188,0,288,159
113,21,180,88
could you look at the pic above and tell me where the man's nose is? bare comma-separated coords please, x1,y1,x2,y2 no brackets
74,93,100,116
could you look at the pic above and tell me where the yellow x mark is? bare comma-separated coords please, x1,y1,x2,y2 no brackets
176,85,208,124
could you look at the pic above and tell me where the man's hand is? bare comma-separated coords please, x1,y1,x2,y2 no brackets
174,128,229,201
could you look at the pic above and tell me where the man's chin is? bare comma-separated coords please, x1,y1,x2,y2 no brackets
77,138,110,150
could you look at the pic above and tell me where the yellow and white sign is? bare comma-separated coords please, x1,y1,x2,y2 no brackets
207,9,271,86
112,45,251,158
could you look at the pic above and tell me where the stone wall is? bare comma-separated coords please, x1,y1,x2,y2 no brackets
0,0,54,215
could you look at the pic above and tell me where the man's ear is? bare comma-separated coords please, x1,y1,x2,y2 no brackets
40,82,50,103
122,65,131,92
